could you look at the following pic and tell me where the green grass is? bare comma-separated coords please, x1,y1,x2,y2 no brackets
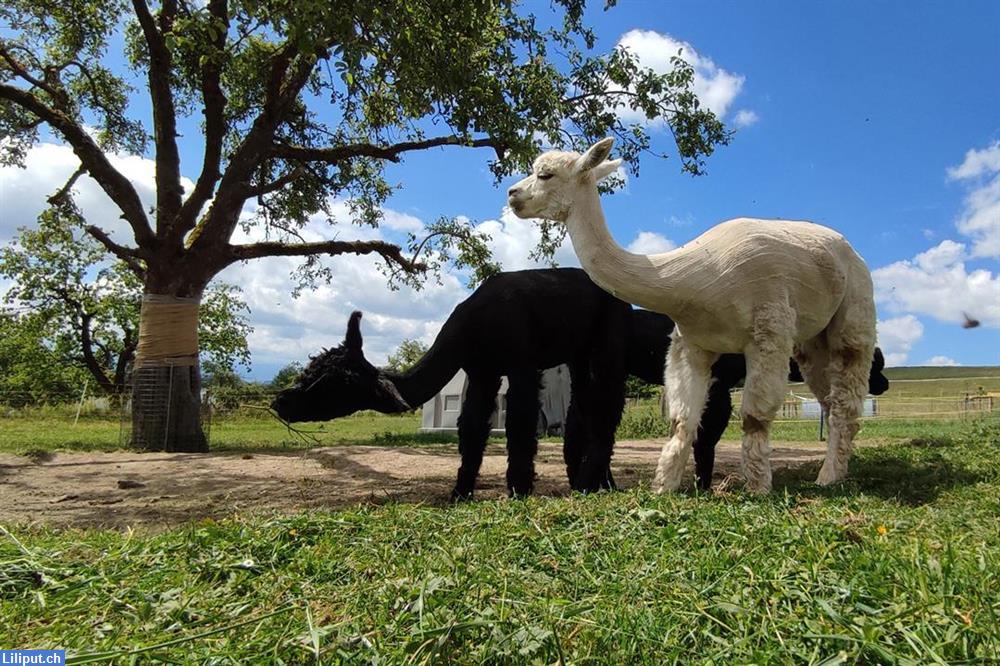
884,366,1000,381
0,411,443,455
2,402,994,457
1,421,998,663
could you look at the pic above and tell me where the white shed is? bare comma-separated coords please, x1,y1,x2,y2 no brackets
420,365,572,435
798,395,878,418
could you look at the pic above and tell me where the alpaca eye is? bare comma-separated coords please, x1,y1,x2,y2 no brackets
537,173,553,180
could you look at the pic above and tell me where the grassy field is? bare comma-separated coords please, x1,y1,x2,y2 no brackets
0,410,436,455
2,390,997,456
1,420,998,663
883,366,1000,381
1,409,990,455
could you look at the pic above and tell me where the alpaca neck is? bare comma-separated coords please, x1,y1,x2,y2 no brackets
566,188,689,313
383,328,463,408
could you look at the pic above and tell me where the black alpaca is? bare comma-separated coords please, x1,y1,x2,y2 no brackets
273,268,638,498
272,268,889,497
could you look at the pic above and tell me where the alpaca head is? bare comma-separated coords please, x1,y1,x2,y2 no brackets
868,347,889,395
507,137,622,221
270,311,411,422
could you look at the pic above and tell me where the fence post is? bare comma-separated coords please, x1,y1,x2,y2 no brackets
73,379,89,427
818,406,825,441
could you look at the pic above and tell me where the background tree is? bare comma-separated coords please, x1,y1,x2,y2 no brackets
0,198,252,394
386,339,430,374
270,362,304,391
624,375,661,401
0,0,729,451
0,308,89,406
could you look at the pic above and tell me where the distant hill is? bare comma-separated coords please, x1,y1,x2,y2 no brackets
884,366,1000,380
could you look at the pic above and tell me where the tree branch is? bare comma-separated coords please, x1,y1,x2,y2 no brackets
189,39,321,256
132,0,184,229
246,167,305,198
84,225,147,278
271,135,506,164
225,238,427,273
0,83,156,249
46,165,87,205
172,0,229,240
114,327,137,391
79,312,116,394
0,45,62,100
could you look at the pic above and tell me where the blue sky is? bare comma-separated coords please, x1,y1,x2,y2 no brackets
1,1,997,379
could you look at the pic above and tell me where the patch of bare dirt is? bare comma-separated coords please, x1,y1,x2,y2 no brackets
0,440,827,529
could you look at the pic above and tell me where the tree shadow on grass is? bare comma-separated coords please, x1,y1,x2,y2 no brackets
771,438,992,506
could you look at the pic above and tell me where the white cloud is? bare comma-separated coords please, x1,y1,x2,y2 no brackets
925,355,959,367
914,239,965,272
873,240,1000,328
615,30,750,122
473,209,579,271
876,315,924,366
947,140,1000,258
947,141,1000,180
954,176,1000,258
627,230,676,254
380,209,424,232
0,142,196,246
217,251,465,368
733,109,759,128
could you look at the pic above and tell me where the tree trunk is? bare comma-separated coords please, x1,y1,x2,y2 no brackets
131,364,207,452
129,293,207,452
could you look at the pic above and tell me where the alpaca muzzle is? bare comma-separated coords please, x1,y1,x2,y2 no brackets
379,378,411,412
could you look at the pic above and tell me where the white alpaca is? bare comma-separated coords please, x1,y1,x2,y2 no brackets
507,138,876,493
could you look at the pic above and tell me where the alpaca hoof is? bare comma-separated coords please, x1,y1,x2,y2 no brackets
815,467,844,487
652,468,682,494
575,480,606,495
507,485,533,499
744,479,772,494
816,464,846,486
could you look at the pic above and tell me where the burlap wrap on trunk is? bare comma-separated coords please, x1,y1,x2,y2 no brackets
134,294,200,367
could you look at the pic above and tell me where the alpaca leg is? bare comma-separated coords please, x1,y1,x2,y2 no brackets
741,307,796,493
692,379,733,491
504,370,542,497
563,361,591,490
576,353,627,494
452,373,501,501
653,330,718,493
818,302,876,485
794,335,832,434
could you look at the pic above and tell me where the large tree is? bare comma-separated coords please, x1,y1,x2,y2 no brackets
0,0,729,451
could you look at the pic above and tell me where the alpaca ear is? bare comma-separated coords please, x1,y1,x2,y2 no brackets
344,311,363,353
575,137,615,173
591,158,623,182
